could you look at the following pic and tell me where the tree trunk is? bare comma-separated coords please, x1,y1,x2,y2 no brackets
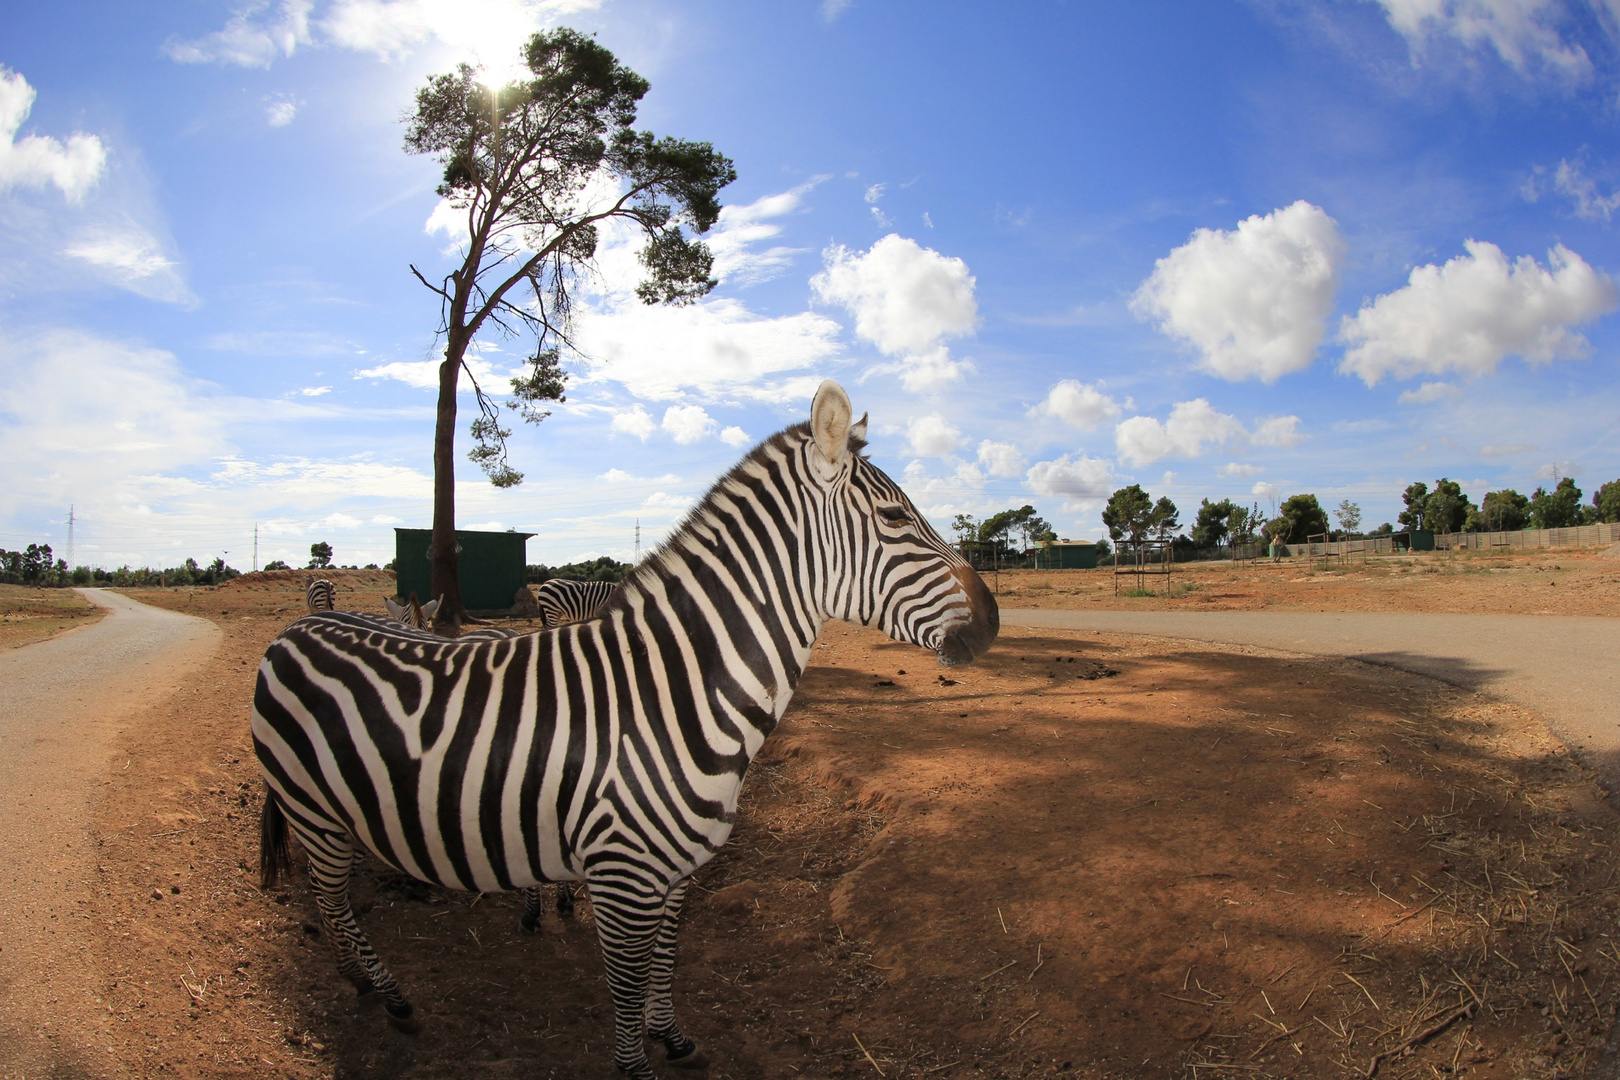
429,345,464,631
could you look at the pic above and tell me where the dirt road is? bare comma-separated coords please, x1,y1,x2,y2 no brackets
0,589,218,1079
1002,607,1620,788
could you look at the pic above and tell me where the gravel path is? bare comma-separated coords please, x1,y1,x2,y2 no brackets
0,589,218,1079
1002,608,1620,792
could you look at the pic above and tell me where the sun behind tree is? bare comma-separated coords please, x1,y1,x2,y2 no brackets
405,28,736,627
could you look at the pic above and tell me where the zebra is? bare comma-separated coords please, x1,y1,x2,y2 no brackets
385,591,574,923
252,381,998,1079
305,578,336,615
535,578,617,627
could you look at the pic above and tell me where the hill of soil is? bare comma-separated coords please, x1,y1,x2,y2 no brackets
71,575,1620,1079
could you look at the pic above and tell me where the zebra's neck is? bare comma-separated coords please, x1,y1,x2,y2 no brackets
610,439,824,747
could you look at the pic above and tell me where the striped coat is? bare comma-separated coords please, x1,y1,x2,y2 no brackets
534,578,616,627
304,578,336,614
252,382,997,1079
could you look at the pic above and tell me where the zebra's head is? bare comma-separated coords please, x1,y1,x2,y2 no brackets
804,381,998,667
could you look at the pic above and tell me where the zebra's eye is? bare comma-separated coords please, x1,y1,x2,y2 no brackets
878,505,912,524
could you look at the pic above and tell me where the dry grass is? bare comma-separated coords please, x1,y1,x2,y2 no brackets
0,583,102,650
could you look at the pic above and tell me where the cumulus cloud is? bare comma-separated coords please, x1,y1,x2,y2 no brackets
266,97,299,127
976,440,1025,478
906,414,961,458
1032,379,1121,430
1025,454,1114,504
1218,462,1262,478
1114,399,1249,466
720,426,752,448
1251,415,1304,449
661,404,717,445
1338,240,1618,385
1252,480,1279,501
1132,201,1343,383
610,405,655,440
0,67,107,203
1398,381,1462,405
1373,0,1593,84
811,233,978,392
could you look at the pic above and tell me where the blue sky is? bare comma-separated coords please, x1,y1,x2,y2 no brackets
3,0,1619,571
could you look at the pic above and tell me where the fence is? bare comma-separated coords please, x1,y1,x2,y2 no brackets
1303,522,1620,559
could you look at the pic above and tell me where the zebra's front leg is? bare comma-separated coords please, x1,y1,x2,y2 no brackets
520,886,544,933
589,875,700,1080
296,825,418,1032
644,878,705,1069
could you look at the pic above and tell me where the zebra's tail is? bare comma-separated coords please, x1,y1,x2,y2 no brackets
260,786,293,889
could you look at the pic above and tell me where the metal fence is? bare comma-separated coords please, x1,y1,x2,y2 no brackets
1303,522,1620,559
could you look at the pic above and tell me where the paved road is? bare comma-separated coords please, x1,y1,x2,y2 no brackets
1001,608,1620,791
0,589,218,1080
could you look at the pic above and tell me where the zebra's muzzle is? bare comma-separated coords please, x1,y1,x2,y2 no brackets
935,565,999,667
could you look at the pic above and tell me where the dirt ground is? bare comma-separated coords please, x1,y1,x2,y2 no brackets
992,546,1620,617
72,569,1620,1079
0,583,103,650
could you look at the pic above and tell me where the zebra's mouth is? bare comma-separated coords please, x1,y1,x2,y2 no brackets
935,566,999,667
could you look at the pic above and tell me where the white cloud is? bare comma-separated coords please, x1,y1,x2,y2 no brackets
1132,201,1343,383
0,67,107,203
906,414,961,458
720,425,752,448
1025,454,1114,504
1252,480,1279,501
864,183,886,204
1032,379,1121,430
822,0,854,21
610,405,655,440
1218,462,1262,478
300,385,332,397
1374,0,1594,84
811,233,978,392
706,177,827,288
165,0,600,79
661,404,716,445
1251,415,1304,449
1114,399,1247,466
976,440,1025,478
266,97,300,127
1552,158,1620,220
63,228,191,303
1338,240,1618,385
1397,381,1462,404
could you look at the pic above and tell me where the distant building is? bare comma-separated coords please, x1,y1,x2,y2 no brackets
1036,539,1098,570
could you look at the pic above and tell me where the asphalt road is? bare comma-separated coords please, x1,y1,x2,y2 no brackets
0,589,218,1079
1001,608,1620,792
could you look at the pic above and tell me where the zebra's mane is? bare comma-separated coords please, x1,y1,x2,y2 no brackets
600,419,868,622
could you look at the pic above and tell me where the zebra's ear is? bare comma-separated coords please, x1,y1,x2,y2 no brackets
385,597,405,620
422,597,442,619
811,380,853,470
850,412,868,443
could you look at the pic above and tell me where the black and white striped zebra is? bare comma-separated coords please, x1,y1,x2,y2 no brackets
534,578,617,627
252,381,998,1079
305,578,336,615
382,592,438,627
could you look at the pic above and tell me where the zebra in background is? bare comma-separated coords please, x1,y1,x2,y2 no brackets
534,577,617,627
382,592,439,627
252,381,998,1079
304,578,336,615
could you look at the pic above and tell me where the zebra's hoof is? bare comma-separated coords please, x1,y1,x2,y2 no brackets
519,912,540,934
384,1001,420,1034
356,988,382,1013
666,1047,709,1070
556,887,575,917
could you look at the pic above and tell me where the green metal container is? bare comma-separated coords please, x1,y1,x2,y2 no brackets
1409,530,1435,552
1038,541,1099,570
394,528,534,612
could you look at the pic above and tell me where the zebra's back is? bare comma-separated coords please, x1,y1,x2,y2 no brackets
534,578,616,627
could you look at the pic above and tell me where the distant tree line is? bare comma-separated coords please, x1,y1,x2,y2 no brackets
527,556,636,584
1399,476,1620,533
949,505,1058,563
1,543,243,588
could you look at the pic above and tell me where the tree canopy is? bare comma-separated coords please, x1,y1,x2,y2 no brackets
1467,489,1529,532
1276,493,1328,543
1192,498,1237,548
405,28,735,624
1528,477,1584,529
1595,480,1620,524
1102,485,1155,546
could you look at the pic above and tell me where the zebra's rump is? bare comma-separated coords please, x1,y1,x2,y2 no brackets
252,612,583,894
535,579,616,627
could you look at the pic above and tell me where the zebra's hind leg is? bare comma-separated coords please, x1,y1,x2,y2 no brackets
556,881,576,917
297,825,419,1033
643,879,705,1070
520,886,544,933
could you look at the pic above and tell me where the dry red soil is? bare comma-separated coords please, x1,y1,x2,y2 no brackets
71,569,1620,1079
992,546,1620,617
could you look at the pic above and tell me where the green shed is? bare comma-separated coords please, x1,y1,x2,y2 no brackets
394,528,534,612
1408,529,1436,552
1037,540,1099,570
